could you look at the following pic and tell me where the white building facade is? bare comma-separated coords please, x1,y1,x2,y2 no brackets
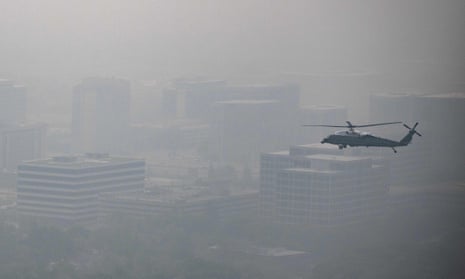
260,145,389,226
17,154,145,224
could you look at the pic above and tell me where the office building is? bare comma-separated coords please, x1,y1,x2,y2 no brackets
275,155,388,225
169,79,299,121
17,153,145,225
100,184,257,220
282,71,378,119
130,119,209,153
417,93,465,178
259,151,294,219
0,79,27,124
260,143,346,220
370,92,465,181
175,79,227,119
0,123,47,171
130,80,163,123
370,93,422,124
210,99,293,164
260,145,388,226
72,77,130,153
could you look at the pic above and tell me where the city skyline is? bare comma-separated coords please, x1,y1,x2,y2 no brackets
0,0,463,278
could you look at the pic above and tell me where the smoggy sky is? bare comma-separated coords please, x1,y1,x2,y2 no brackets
1,0,464,79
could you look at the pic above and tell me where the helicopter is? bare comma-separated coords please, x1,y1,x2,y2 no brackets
303,121,421,153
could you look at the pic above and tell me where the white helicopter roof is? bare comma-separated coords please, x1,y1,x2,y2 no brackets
334,130,371,136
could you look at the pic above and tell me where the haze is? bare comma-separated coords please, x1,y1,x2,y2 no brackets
2,0,463,77
0,0,464,278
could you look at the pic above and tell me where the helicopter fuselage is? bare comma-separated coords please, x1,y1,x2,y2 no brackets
321,131,404,148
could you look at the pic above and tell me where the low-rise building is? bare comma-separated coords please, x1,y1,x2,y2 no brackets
17,153,145,225
100,185,258,220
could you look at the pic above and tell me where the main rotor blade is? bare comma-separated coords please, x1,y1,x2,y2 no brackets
303,121,402,128
354,121,402,128
302,125,351,128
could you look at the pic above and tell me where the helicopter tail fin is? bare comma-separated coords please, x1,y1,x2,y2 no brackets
400,122,422,146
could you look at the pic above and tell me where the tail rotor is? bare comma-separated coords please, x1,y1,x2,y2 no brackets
403,122,422,137
399,122,421,146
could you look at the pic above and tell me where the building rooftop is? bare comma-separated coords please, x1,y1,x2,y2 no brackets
215,99,278,105
0,79,25,90
264,150,290,156
0,79,12,86
301,104,346,111
420,92,465,99
0,122,46,131
227,83,297,89
175,79,226,87
239,245,307,257
305,154,372,162
132,119,209,130
282,70,375,78
284,168,340,174
102,186,258,204
371,91,426,98
21,153,144,169
390,180,465,196
294,143,341,150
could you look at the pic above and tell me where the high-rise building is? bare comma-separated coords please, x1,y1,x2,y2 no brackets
416,93,465,179
275,155,388,226
164,79,300,164
170,79,299,122
260,144,345,220
72,77,130,153
0,79,27,124
210,99,291,164
282,71,379,120
175,79,227,120
370,93,422,124
0,123,47,172
259,150,294,219
17,153,145,225
260,145,389,226
370,92,465,181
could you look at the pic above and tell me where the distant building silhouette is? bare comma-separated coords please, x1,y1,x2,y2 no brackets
298,105,347,144
163,79,301,165
72,77,130,153
210,99,289,164
168,79,300,121
0,79,27,124
370,92,464,181
416,93,465,179
0,123,46,172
